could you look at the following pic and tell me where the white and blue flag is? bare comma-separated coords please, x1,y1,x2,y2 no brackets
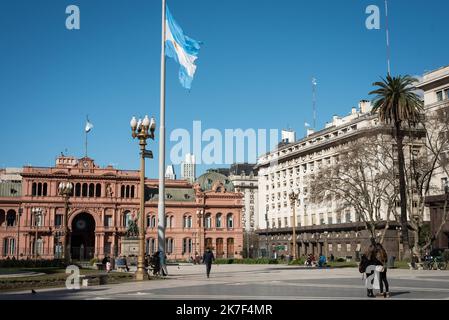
165,6,201,90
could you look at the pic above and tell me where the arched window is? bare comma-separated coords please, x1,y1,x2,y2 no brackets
182,238,192,254
151,216,156,228
75,183,81,197
89,183,95,197
147,215,151,228
188,216,192,228
43,183,48,196
216,213,222,228
32,183,37,196
166,238,174,254
205,238,213,250
227,213,234,229
95,183,101,197
6,210,16,227
205,213,211,229
3,238,16,256
183,215,188,228
170,216,174,229
131,186,135,198
126,185,130,198
37,183,42,196
121,185,125,198
123,211,132,228
146,238,156,255
82,183,88,197
0,210,5,227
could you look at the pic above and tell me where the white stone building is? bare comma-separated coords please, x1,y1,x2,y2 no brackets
181,154,196,184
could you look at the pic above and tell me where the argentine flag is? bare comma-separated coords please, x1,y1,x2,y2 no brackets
165,6,201,90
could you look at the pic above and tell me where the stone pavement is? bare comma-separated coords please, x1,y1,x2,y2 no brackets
1,264,448,300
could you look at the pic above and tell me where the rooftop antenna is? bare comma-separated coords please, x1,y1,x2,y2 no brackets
312,77,317,129
385,0,391,76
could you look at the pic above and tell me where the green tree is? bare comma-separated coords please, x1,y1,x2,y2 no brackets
370,75,423,258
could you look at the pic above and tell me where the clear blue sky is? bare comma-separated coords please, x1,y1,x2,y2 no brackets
1,0,448,177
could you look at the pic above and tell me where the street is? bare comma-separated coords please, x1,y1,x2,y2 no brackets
1,264,448,300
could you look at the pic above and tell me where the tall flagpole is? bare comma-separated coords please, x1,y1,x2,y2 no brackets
158,0,167,273
385,0,391,76
85,115,88,157
312,78,317,130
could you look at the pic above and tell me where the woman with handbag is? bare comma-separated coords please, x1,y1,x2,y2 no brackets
375,243,390,298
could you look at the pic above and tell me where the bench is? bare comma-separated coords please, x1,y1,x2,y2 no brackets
79,273,109,287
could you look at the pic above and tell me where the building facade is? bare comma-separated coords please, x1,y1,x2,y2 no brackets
255,100,427,259
0,156,244,261
418,65,449,250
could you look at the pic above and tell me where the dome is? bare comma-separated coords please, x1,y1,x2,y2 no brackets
196,171,235,192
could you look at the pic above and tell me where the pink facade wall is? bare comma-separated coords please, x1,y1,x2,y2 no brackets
0,157,244,260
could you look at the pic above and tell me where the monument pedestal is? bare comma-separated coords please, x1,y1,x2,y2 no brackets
120,238,139,266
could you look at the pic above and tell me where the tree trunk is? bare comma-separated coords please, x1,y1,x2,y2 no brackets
396,122,411,259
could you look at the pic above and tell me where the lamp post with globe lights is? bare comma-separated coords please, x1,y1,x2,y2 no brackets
130,115,156,281
58,182,73,264
289,191,299,260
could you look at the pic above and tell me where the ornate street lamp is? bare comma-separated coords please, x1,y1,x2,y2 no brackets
289,191,299,260
196,209,205,256
130,115,156,281
58,182,73,264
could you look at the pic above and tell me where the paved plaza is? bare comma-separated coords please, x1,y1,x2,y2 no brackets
1,264,448,300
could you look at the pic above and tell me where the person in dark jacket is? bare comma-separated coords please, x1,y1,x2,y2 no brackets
375,243,390,298
364,244,380,298
202,248,215,278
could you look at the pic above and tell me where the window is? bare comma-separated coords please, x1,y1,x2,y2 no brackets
3,238,15,256
277,218,281,228
227,214,234,229
328,244,333,252
96,184,102,197
346,243,351,252
319,213,325,225
205,213,212,229
146,238,156,254
337,244,342,252
311,214,316,226
82,183,88,197
6,210,16,227
166,238,174,254
284,217,288,227
75,183,81,197
445,88,449,100
437,90,443,101
123,211,132,228
345,210,351,223
328,217,333,225
442,177,448,192
336,212,342,224
55,214,63,227
216,213,222,228
182,238,192,254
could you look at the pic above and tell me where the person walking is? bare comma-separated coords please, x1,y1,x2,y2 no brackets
202,247,215,278
360,244,380,298
375,243,390,298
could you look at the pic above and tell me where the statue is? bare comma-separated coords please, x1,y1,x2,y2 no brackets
125,212,139,238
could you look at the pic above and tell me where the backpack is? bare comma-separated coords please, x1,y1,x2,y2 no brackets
359,254,369,273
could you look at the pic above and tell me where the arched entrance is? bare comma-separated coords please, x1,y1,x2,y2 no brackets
71,212,96,261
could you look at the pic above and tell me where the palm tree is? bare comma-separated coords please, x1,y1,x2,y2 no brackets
370,75,423,259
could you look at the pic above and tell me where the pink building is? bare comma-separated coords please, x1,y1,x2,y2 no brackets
0,156,244,261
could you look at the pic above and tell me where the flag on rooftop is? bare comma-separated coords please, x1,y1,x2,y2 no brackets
165,5,202,89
